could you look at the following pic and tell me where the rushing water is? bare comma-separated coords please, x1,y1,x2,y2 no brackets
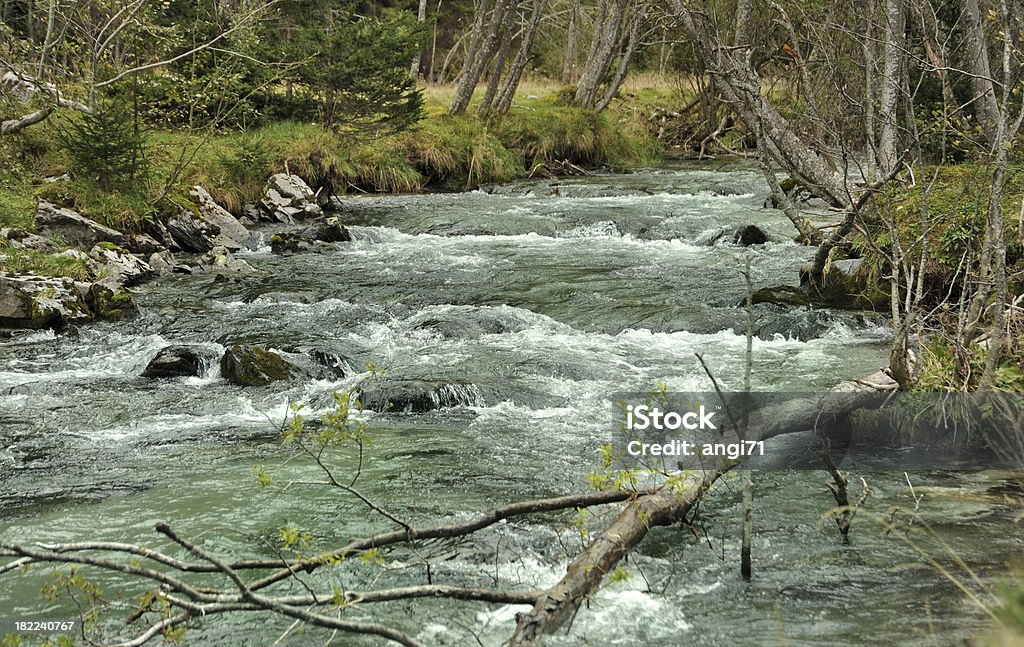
1,162,1022,646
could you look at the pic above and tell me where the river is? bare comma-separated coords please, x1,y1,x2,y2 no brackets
1,161,1021,645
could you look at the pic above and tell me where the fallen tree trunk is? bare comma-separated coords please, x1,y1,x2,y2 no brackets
506,383,891,645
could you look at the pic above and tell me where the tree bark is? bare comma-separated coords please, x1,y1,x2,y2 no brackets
478,0,518,114
574,0,628,107
450,0,515,113
878,0,905,176
494,0,549,115
561,0,580,83
960,0,1000,144
411,0,429,78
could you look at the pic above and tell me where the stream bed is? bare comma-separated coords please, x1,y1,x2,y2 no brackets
1,161,1022,645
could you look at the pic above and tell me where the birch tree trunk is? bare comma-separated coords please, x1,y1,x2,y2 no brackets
960,0,1000,143
561,0,580,83
574,0,628,108
878,0,905,175
494,0,549,115
450,0,515,113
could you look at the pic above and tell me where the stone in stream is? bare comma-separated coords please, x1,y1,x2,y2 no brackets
360,378,483,413
260,174,323,223
314,216,352,243
750,285,811,308
732,224,768,246
142,346,205,379
34,201,127,248
86,282,138,321
220,344,294,386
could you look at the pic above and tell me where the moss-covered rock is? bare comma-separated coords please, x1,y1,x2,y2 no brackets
750,285,811,308
220,344,293,386
0,274,93,329
88,283,139,321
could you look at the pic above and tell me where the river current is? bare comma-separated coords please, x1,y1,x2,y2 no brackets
1,162,1021,645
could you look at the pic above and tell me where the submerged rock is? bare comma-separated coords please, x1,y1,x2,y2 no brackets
220,344,293,386
360,378,483,413
34,201,127,249
142,345,205,379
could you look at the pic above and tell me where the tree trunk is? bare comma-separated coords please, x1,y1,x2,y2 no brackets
574,0,628,108
878,0,905,176
494,0,549,115
450,0,514,113
478,0,518,114
561,0,580,83
506,388,889,645
960,0,1000,143
411,0,429,78
595,0,650,112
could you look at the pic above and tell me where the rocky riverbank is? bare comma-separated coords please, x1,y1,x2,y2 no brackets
0,173,348,332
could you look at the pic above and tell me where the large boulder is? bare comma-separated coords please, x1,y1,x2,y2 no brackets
34,201,127,249
0,274,92,329
88,244,155,286
142,345,205,379
220,344,293,386
165,209,218,253
189,186,253,251
260,174,323,223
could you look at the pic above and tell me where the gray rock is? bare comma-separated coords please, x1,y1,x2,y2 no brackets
0,274,92,329
189,186,253,251
88,244,155,287
124,233,165,256
220,344,293,386
0,227,58,252
260,174,323,222
199,246,255,274
314,216,352,243
34,201,126,249
142,345,205,379
166,209,217,253
147,250,176,276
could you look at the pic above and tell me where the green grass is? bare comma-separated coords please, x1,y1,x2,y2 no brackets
0,246,91,279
